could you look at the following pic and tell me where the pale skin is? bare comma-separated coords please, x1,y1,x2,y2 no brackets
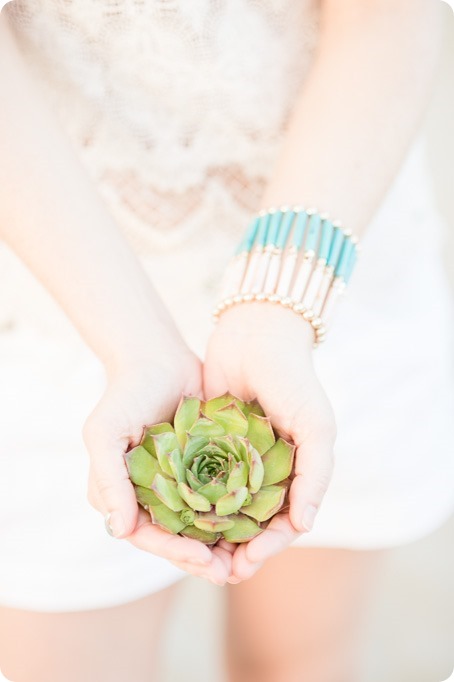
0,1,441,681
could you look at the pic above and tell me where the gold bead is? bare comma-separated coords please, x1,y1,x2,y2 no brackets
311,317,323,329
293,303,306,313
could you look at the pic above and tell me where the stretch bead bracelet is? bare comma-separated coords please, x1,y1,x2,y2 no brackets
212,205,359,347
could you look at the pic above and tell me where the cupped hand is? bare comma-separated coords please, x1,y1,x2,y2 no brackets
82,335,232,585
204,301,337,582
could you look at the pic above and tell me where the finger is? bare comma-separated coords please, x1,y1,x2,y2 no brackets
217,539,237,555
245,513,298,564
88,438,139,539
231,543,264,581
128,511,212,566
172,546,232,586
289,426,335,533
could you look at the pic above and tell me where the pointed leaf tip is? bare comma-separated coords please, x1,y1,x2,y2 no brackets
177,482,212,512
261,438,296,486
246,413,276,454
126,445,162,488
152,474,187,512
216,487,248,516
241,485,286,522
222,514,264,543
211,403,249,437
174,396,201,449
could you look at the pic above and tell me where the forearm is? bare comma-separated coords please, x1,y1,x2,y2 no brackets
0,15,180,373
261,0,442,235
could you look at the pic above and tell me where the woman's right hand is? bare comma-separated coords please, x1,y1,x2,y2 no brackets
82,336,232,585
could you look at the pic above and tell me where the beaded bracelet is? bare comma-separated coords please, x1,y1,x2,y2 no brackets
212,205,359,347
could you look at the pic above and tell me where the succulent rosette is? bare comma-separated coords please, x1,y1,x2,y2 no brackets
126,394,295,545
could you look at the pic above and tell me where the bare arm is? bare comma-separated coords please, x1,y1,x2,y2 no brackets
205,0,443,578
261,0,442,234
0,14,234,579
0,14,183,375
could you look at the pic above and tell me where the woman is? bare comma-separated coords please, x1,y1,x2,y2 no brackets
0,1,453,681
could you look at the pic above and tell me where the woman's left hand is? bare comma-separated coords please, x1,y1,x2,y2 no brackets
204,301,337,582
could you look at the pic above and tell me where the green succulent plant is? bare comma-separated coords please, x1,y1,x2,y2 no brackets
126,393,295,545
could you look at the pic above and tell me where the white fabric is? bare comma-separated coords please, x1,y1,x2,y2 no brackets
0,1,453,612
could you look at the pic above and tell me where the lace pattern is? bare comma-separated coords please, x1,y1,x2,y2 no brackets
6,0,320,252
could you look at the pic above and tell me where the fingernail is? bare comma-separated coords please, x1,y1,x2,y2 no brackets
104,511,125,538
302,504,318,531
226,577,242,585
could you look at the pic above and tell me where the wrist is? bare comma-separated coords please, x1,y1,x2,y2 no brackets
103,318,195,382
213,300,315,350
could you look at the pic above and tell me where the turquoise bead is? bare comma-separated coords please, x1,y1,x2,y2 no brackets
256,213,271,247
235,216,260,254
318,219,334,261
266,210,283,246
304,213,322,253
344,246,357,284
292,211,308,250
276,210,295,249
334,237,354,279
327,227,344,268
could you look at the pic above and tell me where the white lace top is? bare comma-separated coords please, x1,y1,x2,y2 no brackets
5,0,320,253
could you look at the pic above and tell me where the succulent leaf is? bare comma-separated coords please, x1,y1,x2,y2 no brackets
211,403,249,436
226,461,248,492
152,474,187,512
174,396,201,449
185,468,203,491
126,445,162,488
246,413,275,454
177,482,212,512
202,393,246,418
215,435,239,457
134,484,161,509
241,400,266,418
153,432,181,477
247,445,265,494
216,486,249,516
141,423,174,457
261,438,296,486
241,484,286,522
168,448,186,483
150,504,187,533
181,525,221,545
222,514,264,543
194,513,235,533
197,480,228,504
188,417,225,438
183,435,209,467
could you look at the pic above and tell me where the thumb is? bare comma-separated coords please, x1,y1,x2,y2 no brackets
289,418,336,534
83,418,139,539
